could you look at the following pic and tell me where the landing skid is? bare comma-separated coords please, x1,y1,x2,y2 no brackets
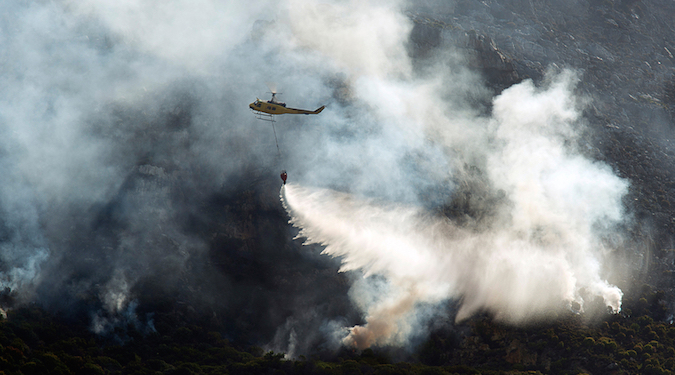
252,110,275,122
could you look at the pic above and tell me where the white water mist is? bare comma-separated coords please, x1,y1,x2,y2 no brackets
281,71,628,349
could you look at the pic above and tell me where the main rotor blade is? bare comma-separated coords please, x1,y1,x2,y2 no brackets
266,82,278,94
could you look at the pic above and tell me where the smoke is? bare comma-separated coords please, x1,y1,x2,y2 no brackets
279,30,628,349
282,118,627,346
0,0,631,356
0,0,276,316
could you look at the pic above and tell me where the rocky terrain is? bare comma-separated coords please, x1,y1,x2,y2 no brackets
407,0,675,298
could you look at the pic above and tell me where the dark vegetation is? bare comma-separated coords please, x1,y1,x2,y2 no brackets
0,282,673,375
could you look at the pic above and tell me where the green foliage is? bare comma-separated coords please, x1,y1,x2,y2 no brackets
650,330,661,341
372,364,407,375
667,347,675,357
2,295,675,375
582,336,595,347
664,357,675,370
82,362,106,375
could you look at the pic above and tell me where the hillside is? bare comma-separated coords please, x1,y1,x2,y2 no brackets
1,0,675,374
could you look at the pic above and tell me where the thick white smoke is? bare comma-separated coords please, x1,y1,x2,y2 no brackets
282,89,628,344
275,1,628,349
0,0,276,322
1,0,629,354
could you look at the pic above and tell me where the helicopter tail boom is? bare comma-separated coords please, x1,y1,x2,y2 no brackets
287,105,325,115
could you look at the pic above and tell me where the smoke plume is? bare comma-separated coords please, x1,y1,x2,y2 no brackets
280,58,627,350
0,0,631,355
0,0,275,321
254,0,630,350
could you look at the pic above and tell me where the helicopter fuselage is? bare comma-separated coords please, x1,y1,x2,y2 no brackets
249,98,325,115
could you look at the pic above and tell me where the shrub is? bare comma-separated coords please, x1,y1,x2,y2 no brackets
583,337,595,348
667,347,675,357
668,327,675,339
82,363,105,375
20,361,47,375
598,337,618,352
646,358,661,369
638,315,654,326
655,326,667,338
621,358,640,372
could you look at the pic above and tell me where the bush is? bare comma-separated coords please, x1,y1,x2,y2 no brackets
598,337,618,352
372,364,407,375
667,347,675,357
646,358,661,367
668,327,675,339
21,361,47,375
663,357,675,370
82,363,105,375
638,315,654,326
583,337,595,348
620,358,640,372
649,331,660,341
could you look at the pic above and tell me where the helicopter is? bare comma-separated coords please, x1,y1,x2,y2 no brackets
249,90,325,122
250,86,323,183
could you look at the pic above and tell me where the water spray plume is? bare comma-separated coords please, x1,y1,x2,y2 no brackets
280,74,627,348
